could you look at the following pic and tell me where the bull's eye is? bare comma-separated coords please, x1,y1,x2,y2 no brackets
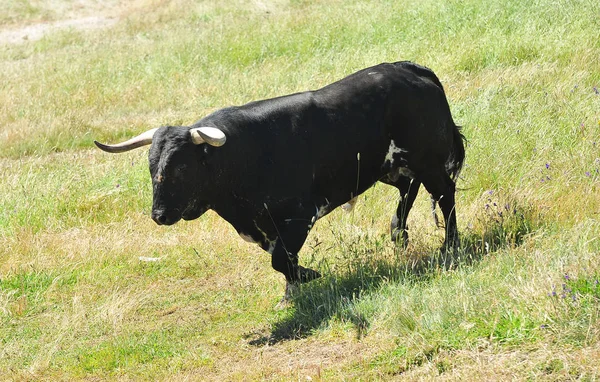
174,165,187,177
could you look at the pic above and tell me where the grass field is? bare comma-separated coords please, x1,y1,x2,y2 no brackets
1,0,600,380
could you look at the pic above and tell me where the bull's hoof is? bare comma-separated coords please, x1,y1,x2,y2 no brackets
275,299,291,310
391,228,409,249
440,239,461,257
298,266,321,283
276,268,321,309
275,281,299,310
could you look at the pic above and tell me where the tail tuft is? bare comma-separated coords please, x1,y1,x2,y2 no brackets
447,124,466,181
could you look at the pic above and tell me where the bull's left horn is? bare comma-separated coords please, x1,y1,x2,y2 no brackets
94,127,159,153
190,127,226,147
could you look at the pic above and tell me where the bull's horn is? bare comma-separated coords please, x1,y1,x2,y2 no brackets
190,127,226,147
94,127,159,153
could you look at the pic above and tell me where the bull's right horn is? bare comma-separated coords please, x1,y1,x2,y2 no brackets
94,127,159,153
190,127,227,147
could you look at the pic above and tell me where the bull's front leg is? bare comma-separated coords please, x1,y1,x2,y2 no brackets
266,218,321,303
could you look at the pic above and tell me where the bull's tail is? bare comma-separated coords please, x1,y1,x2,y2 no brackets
447,123,466,181
431,124,466,228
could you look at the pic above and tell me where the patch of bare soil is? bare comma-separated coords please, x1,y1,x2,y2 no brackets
0,16,117,44
207,337,375,381
0,0,135,45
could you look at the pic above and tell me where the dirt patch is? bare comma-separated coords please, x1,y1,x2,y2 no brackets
202,337,376,381
0,16,117,44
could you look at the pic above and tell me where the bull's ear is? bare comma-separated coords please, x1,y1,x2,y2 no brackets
190,127,226,147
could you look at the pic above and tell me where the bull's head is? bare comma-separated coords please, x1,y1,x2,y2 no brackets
94,126,226,225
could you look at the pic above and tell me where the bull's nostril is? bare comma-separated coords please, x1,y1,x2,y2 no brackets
152,209,181,226
152,211,168,225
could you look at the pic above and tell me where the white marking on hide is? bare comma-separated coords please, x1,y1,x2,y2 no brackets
239,233,257,244
254,222,269,240
398,167,415,179
384,140,405,167
341,196,358,212
307,202,331,232
267,240,276,254
316,205,330,219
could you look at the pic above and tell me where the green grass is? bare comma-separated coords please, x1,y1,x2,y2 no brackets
2,0,600,379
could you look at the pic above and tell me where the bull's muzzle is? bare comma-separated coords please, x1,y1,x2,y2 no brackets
151,209,181,226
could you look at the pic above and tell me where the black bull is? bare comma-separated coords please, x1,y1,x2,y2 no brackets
95,61,466,299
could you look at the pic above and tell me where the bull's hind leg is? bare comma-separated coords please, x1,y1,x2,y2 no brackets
382,176,421,247
421,170,460,251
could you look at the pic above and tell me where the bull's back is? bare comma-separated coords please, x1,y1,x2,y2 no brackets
206,61,454,203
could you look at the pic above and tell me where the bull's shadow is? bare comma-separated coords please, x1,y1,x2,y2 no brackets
248,256,403,346
248,206,536,346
